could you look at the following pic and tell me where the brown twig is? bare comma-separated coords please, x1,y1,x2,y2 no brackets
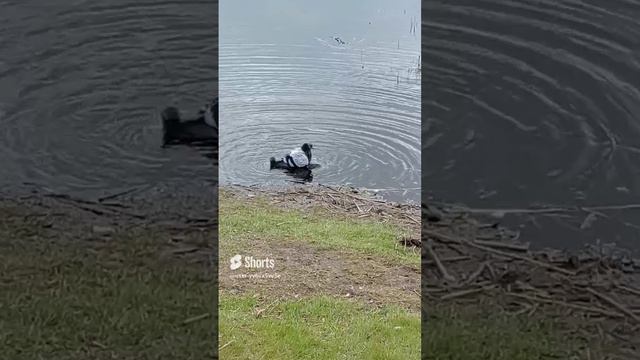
423,255,471,266
424,229,576,276
507,293,623,318
183,312,211,325
219,340,235,351
320,184,387,203
615,284,640,297
474,239,530,252
425,243,456,283
353,201,363,213
440,285,496,301
463,262,488,286
585,287,640,323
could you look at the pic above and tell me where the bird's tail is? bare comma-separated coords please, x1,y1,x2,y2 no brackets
161,107,181,146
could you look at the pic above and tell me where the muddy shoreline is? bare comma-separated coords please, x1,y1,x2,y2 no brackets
423,197,640,358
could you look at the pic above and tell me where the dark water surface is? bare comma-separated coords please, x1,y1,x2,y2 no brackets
219,0,421,203
424,0,640,251
0,0,216,198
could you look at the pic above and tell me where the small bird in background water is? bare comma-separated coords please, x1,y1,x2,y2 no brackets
161,97,218,147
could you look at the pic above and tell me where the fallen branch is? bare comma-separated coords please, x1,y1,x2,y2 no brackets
424,229,576,276
320,184,388,203
440,285,496,301
616,284,640,297
474,239,530,252
507,293,623,318
183,312,210,325
219,340,235,351
425,243,456,283
423,255,471,266
463,262,489,286
586,287,640,323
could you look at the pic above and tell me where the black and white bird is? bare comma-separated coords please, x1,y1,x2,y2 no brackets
161,97,218,147
270,143,313,170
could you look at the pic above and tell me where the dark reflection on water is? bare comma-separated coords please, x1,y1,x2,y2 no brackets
424,0,640,251
0,0,216,198
219,0,421,203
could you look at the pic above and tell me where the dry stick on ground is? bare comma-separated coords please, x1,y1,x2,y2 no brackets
219,340,235,351
463,262,489,286
423,255,471,266
425,243,456,283
404,214,421,225
616,284,640,297
473,239,530,252
254,298,282,318
585,287,640,323
320,184,388,203
424,229,576,276
182,312,211,325
511,302,533,316
353,200,363,213
507,293,624,319
440,285,496,301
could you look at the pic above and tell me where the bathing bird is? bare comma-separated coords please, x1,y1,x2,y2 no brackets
270,143,313,170
161,97,218,147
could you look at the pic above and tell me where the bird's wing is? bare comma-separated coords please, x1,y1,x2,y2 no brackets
290,150,309,167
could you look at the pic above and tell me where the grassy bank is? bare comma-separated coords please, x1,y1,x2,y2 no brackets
218,186,612,359
3,184,635,359
425,303,581,359
0,200,214,359
219,296,420,359
220,191,418,265
218,187,421,359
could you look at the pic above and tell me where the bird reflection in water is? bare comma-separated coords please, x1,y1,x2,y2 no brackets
283,164,320,184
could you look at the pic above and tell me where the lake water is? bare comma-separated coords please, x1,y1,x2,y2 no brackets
0,0,216,198
424,0,640,251
219,0,421,203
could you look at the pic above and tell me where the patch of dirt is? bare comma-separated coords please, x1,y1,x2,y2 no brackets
219,185,421,311
219,236,420,312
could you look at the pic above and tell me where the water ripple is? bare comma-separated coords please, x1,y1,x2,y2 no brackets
0,0,216,197
424,0,640,206
219,41,420,202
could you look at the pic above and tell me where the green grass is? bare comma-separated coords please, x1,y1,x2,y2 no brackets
219,295,420,360
0,223,214,359
425,304,582,359
219,192,419,265
219,191,585,359
219,191,421,358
